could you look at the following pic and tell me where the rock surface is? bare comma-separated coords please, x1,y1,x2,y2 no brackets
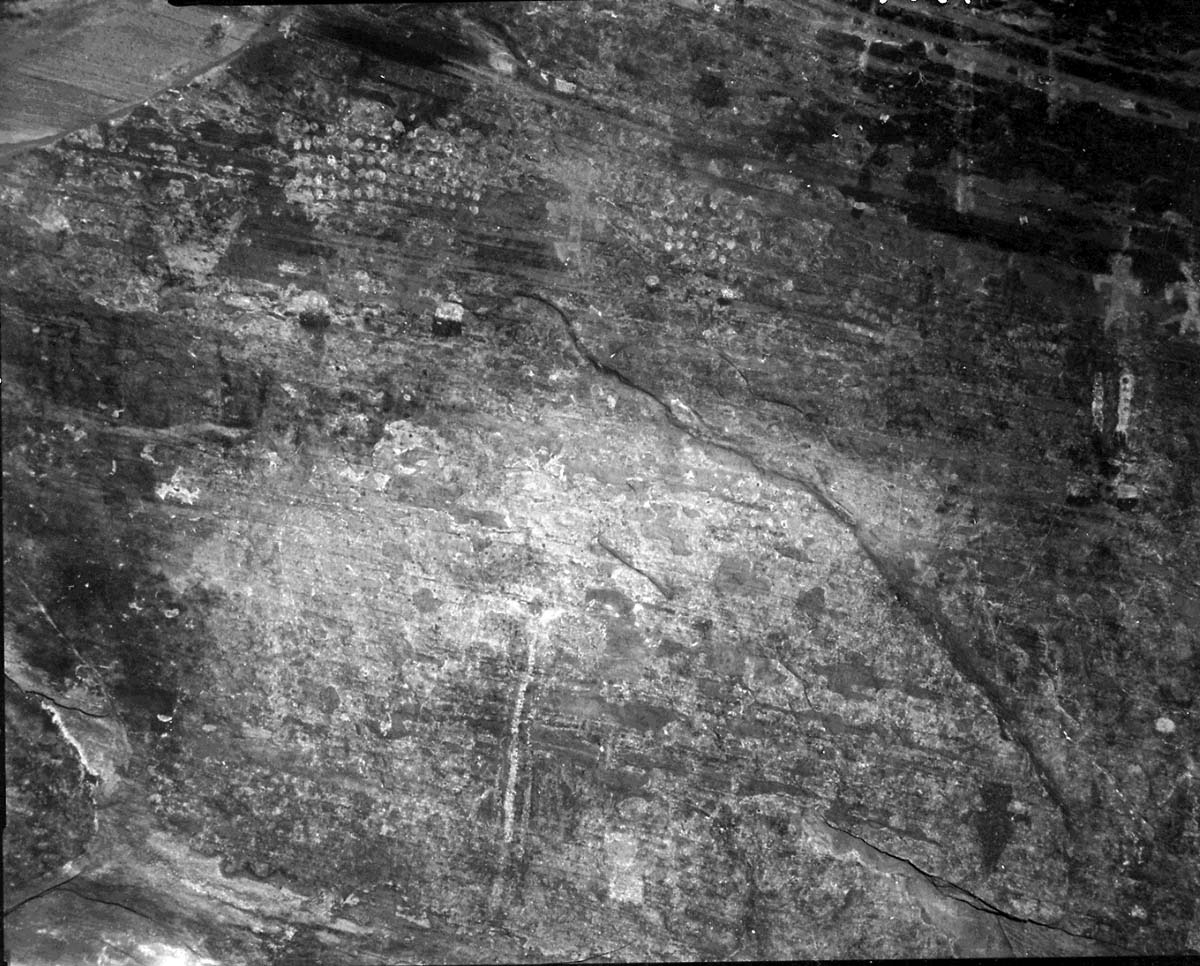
3,2,1198,962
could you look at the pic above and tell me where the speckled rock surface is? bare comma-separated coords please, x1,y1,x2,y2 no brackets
3,2,1198,963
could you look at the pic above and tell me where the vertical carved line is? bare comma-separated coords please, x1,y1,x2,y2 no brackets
501,631,536,845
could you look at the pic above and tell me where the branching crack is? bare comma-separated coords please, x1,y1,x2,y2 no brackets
14,576,119,720
771,655,817,710
715,349,825,428
514,290,701,434
818,817,1123,952
57,886,210,961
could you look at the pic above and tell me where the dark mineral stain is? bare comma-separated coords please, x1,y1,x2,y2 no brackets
585,586,636,620
1154,783,1191,856
431,314,463,338
975,781,1015,874
604,619,647,661
297,306,331,332
773,542,813,564
812,660,881,699
763,101,838,156
449,506,508,530
693,73,731,109
796,585,826,616
307,9,476,74
712,556,770,596
113,681,178,733
596,765,649,794
412,588,440,613
318,685,340,715
604,698,676,733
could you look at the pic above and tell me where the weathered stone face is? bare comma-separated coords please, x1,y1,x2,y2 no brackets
3,2,1197,963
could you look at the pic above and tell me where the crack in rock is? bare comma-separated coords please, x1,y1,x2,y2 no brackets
803,815,1122,956
525,288,1079,836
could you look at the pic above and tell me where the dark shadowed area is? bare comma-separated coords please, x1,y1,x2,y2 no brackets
3,1,1198,963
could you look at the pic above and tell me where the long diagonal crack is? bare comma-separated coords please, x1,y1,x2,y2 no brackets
809,816,1122,953
59,887,213,961
4,868,87,917
7,879,211,963
518,289,1077,835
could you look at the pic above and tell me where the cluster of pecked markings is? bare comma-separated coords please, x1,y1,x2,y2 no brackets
279,106,484,220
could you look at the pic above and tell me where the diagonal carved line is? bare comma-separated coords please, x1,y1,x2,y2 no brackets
594,533,678,600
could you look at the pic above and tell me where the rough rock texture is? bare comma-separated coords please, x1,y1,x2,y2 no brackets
3,1,1198,963
0,1,273,152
